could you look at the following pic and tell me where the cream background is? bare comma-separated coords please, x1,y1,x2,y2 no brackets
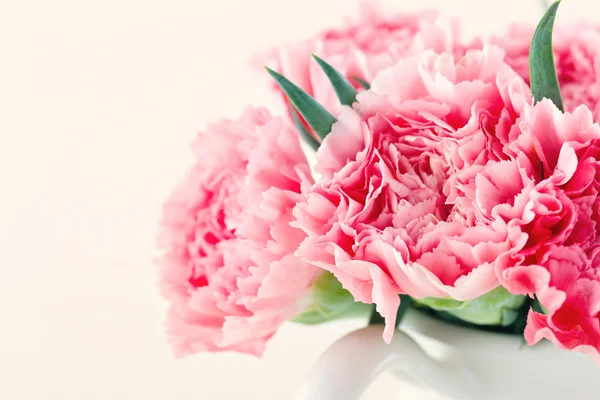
0,1,596,399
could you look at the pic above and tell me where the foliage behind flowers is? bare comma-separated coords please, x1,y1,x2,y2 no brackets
157,1,600,365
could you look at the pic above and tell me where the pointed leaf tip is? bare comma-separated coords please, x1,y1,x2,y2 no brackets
530,0,564,111
265,66,336,140
312,54,358,107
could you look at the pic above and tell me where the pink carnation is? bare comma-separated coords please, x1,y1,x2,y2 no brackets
260,3,475,126
492,23,600,119
293,46,532,342
488,99,600,363
525,246,600,365
158,107,319,357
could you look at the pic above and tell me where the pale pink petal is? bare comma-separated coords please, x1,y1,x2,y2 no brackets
158,108,319,357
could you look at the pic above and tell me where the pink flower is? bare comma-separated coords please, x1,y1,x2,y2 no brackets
486,100,600,291
158,107,319,357
488,99,600,363
492,23,600,119
293,46,532,341
525,246,600,364
259,2,476,126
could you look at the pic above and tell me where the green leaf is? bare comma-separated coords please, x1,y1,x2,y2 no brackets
368,304,386,325
415,286,527,327
312,54,358,106
532,294,548,314
415,297,463,311
413,294,535,336
352,76,371,90
530,0,564,111
265,67,337,140
289,103,320,150
294,272,369,325
395,295,413,326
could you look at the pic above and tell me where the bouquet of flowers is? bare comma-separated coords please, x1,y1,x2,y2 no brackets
157,1,600,365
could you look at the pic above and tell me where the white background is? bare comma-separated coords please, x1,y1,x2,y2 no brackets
0,1,596,399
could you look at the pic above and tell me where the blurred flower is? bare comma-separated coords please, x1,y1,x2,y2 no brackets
258,2,477,126
492,23,600,120
157,107,320,357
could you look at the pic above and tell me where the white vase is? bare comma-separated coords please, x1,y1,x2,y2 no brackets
295,309,599,399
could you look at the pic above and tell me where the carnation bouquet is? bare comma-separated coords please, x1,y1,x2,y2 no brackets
157,0,600,397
